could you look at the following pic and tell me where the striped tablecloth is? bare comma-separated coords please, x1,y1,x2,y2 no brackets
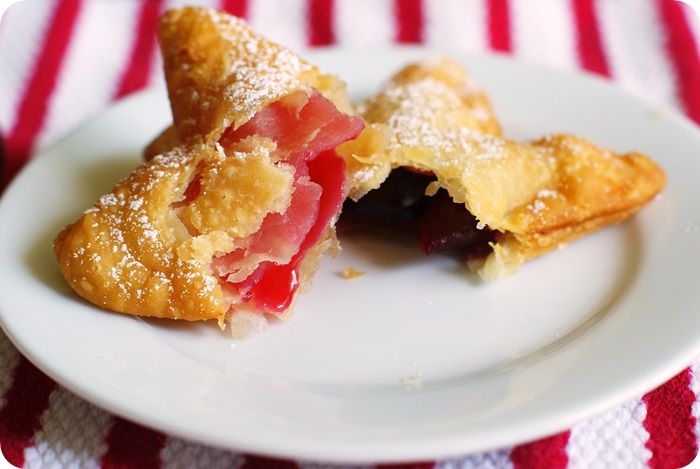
1,1,700,468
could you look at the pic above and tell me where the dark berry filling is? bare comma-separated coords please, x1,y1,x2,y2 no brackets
340,168,434,232
339,167,496,258
418,189,495,256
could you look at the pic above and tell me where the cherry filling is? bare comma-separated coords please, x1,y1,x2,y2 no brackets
418,190,495,256
339,168,434,233
212,91,363,314
340,167,497,258
246,150,346,312
174,178,200,207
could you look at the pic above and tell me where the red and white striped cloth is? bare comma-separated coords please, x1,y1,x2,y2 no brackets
1,0,699,467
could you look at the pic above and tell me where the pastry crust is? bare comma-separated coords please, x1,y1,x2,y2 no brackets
54,144,235,322
157,7,352,147
342,59,503,201
340,60,666,279
55,8,359,331
367,58,502,136
54,140,343,323
144,126,181,160
473,134,666,278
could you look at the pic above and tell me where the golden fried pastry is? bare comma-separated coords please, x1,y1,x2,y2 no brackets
343,58,501,200
144,126,180,160
144,7,354,159
339,60,665,279
54,7,363,337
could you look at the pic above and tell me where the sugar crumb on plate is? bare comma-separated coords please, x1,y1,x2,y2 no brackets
340,267,365,279
402,373,423,391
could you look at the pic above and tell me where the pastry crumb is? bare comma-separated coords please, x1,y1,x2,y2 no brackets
340,267,366,279
424,181,441,196
649,107,666,120
228,310,267,339
402,373,423,391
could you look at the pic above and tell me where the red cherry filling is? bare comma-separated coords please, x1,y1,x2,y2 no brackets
247,150,346,312
212,91,363,314
172,173,202,209
339,167,496,257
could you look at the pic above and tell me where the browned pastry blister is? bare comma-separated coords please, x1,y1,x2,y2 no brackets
339,59,666,279
54,7,363,337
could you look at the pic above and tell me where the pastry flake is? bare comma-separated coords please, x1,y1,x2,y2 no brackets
339,60,666,279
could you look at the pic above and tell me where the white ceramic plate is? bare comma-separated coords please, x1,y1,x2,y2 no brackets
1,49,700,463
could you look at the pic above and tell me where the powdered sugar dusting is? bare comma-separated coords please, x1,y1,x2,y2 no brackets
471,105,493,122
364,78,506,161
203,9,312,126
526,189,562,217
537,189,559,198
527,199,547,214
65,146,219,315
